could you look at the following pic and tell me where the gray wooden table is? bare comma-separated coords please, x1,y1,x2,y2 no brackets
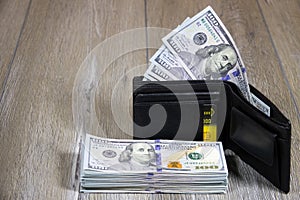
0,0,299,199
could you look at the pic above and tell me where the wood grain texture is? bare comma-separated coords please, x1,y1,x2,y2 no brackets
258,0,300,116
0,0,299,199
0,0,90,199
258,0,300,197
0,0,30,96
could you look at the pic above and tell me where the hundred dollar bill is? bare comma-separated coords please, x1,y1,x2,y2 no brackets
82,134,227,174
251,93,271,116
81,177,227,183
142,76,152,81
159,140,227,174
151,45,249,82
150,45,193,80
162,6,251,101
144,63,177,81
143,73,159,81
82,182,227,189
81,134,228,193
82,134,157,173
80,188,226,194
148,18,193,80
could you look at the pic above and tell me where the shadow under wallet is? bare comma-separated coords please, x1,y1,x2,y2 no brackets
132,76,291,193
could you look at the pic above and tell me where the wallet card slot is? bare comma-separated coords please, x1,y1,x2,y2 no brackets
134,100,219,106
134,92,220,103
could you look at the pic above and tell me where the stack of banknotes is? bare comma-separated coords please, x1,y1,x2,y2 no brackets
143,6,270,116
80,134,228,193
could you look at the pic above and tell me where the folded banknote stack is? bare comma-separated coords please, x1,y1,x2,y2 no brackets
143,6,270,116
80,134,228,193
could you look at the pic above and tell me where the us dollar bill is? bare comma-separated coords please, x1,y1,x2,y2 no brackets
150,45,193,80
82,134,227,174
82,134,157,172
148,18,194,80
162,6,251,101
251,93,271,116
143,73,159,81
142,76,152,81
160,140,227,174
144,63,178,81
151,45,249,83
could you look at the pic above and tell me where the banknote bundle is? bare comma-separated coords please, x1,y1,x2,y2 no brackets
144,6,251,99
80,134,228,193
143,6,272,116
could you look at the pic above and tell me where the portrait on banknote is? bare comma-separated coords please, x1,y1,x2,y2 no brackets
108,142,157,171
178,44,237,80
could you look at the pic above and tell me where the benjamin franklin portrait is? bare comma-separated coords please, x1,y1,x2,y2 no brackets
178,44,238,79
108,142,156,171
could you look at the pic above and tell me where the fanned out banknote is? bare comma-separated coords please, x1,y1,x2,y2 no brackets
144,6,271,116
162,6,251,101
80,134,228,193
146,6,251,100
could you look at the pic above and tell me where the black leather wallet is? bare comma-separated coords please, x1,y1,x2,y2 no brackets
132,76,291,193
